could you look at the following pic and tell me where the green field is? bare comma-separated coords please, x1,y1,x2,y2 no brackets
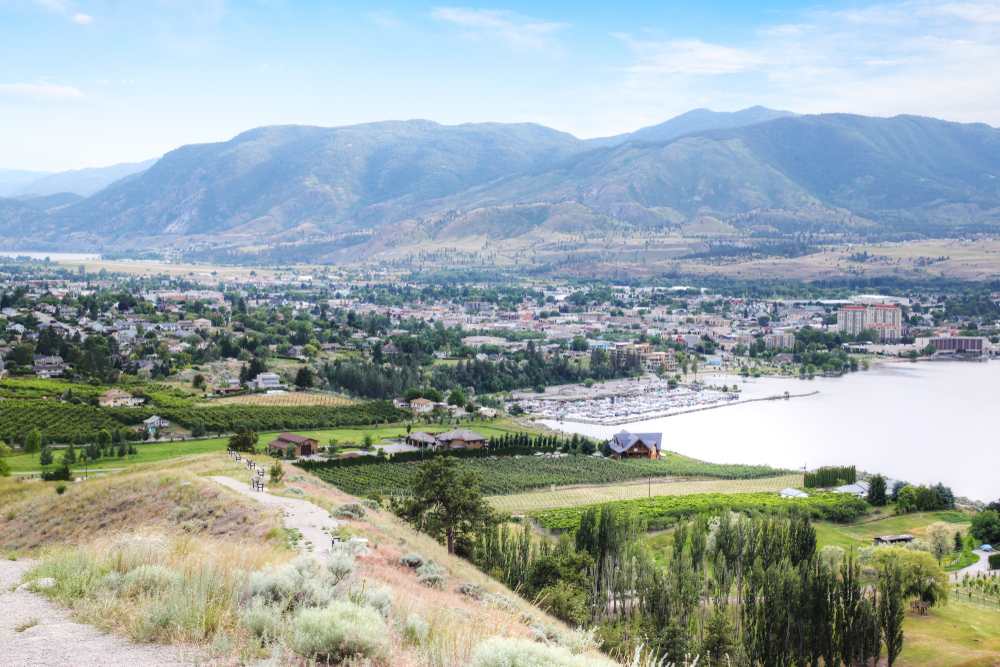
897,597,1000,667
814,511,973,549
3,423,529,474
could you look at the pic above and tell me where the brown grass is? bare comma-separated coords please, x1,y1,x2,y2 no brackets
211,392,352,407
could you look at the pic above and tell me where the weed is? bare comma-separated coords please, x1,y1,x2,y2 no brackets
14,617,40,632
288,600,387,661
400,552,425,569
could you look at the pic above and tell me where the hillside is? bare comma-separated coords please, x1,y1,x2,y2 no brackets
10,158,159,197
586,105,797,147
1,113,997,258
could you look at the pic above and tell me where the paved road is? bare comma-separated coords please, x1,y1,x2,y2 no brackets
208,475,340,560
951,549,993,581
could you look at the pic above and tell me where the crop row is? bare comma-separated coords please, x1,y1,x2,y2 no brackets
309,455,792,498
0,400,407,442
530,491,871,532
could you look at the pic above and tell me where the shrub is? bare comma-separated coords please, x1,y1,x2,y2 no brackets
334,502,367,520
403,613,429,644
361,498,381,511
989,553,1000,570
123,565,179,593
248,563,307,606
418,573,446,589
283,486,305,496
288,600,387,661
41,465,71,482
416,558,446,577
240,597,284,641
363,585,395,618
325,550,357,583
55,484,67,495
482,592,519,613
456,582,486,599
469,637,609,667
400,552,425,569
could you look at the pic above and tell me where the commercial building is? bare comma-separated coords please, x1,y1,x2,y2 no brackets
915,336,988,354
267,433,318,457
836,304,902,341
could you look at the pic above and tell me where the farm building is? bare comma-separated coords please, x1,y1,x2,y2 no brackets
873,534,915,545
267,432,318,457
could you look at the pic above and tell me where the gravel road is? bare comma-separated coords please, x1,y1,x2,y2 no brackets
0,559,196,667
208,476,340,560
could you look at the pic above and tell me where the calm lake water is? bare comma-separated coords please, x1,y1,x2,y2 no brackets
542,361,1000,503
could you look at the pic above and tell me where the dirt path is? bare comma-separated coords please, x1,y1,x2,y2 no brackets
208,476,340,560
0,559,196,667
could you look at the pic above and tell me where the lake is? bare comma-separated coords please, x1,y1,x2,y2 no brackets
542,360,1000,503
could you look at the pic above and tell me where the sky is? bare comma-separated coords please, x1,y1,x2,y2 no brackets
1,0,998,171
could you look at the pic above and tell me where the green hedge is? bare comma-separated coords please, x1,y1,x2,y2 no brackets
990,553,1000,570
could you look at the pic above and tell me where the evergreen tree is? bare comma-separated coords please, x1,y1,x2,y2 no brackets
879,556,906,666
868,474,888,506
954,531,964,552
61,443,77,466
39,446,53,467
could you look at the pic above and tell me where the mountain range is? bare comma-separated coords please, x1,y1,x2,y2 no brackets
0,159,158,198
1,109,997,255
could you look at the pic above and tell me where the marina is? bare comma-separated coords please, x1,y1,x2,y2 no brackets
509,380,743,425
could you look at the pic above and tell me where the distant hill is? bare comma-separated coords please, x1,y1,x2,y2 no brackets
1,113,997,253
13,158,159,197
587,106,797,147
0,169,52,197
14,192,85,211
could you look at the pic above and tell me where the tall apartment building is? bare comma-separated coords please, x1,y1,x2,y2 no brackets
837,304,902,341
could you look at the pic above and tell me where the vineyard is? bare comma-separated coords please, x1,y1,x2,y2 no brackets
212,392,353,407
0,377,109,400
489,473,805,512
304,454,794,498
530,491,872,532
0,400,407,442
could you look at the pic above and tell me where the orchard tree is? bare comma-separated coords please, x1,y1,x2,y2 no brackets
24,429,42,458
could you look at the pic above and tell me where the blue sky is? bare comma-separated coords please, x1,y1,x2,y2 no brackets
1,0,997,171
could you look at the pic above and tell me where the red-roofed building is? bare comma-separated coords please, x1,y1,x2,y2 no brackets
267,432,318,457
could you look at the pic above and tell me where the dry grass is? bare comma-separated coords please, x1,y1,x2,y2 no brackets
9,451,615,667
488,473,804,512
0,461,284,554
211,392,352,407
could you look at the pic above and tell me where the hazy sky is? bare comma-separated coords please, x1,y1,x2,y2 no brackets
2,0,998,171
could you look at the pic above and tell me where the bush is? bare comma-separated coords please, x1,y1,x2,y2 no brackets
403,613,429,644
400,552,425,569
248,563,307,607
989,553,1000,570
283,486,305,496
418,573,447,589
363,585,395,618
239,598,284,641
123,565,179,593
469,637,608,667
334,502,367,520
325,550,357,583
41,465,71,482
417,558,447,577
456,582,486,599
361,498,381,511
288,600,387,661
55,484,67,495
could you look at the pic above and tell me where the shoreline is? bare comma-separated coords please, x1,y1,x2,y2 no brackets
535,390,820,426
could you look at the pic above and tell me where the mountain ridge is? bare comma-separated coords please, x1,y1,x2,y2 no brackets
1,111,997,254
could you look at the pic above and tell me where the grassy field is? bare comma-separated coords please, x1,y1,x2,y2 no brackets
813,511,973,550
3,421,530,474
488,473,803,512
896,598,1000,667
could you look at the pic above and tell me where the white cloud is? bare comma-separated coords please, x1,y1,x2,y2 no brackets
95,78,108,84
364,9,404,30
431,7,568,52
604,0,1000,129
615,35,761,75
0,82,83,100
72,13,93,25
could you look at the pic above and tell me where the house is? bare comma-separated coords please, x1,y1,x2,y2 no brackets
392,397,410,409
477,407,500,418
404,431,440,448
267,432,318,457
873,534,915,545
143,415,169,429
249,373,285,390
780,488,810,499
192,317,213,329
434,429,487,450
408,397,435,413
608,430,662,459
98,388,145,407
834,482,870,497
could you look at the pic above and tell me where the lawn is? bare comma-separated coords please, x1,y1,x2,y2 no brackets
4,421,532,474
897,598,1000,667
